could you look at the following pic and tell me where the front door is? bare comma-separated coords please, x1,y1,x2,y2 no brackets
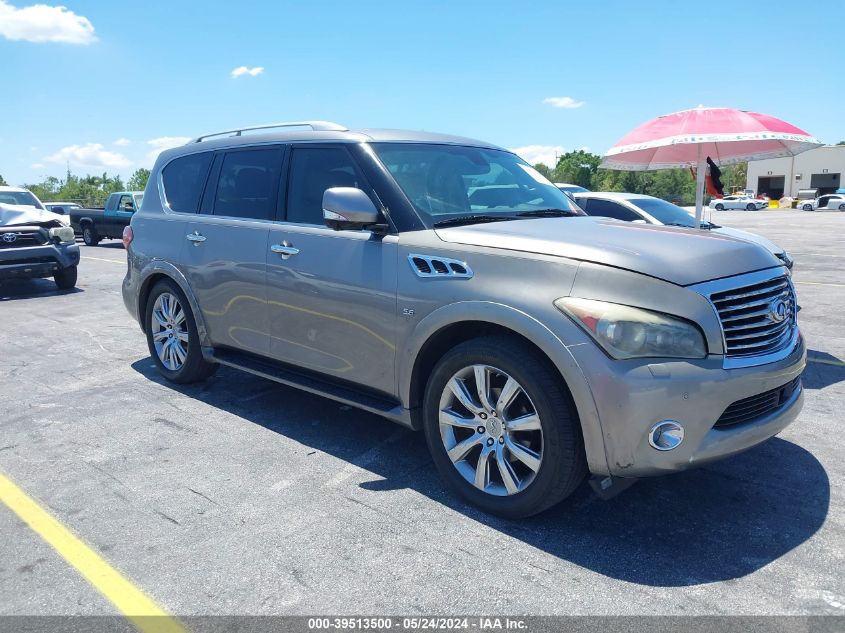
181,147,283,356
266,145,398,395
113,193,136,236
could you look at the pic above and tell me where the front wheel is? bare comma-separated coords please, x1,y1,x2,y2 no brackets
714,203,724,211
82,225,100,246
53,265,77,290
803,204,813,211
144,279,217,384
422,336,586,518
838,204,845,211
746,203,756,211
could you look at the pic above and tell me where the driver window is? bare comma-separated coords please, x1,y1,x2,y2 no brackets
286,147,368,225
118,194,134,210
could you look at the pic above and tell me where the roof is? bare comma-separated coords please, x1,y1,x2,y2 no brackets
156,122,505,164
0,186,29,193
573,191,651,201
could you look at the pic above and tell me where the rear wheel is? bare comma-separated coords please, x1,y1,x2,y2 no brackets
144,279,217,383
53,265,77,290
82,225,100,246
423,336,586,518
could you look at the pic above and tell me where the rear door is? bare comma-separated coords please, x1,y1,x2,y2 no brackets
265,144,398,395
180,147,283,356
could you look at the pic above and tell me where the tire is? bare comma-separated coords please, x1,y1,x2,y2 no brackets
53,265,77,290
144,279,217,384
714,203,724,211
82,225,100,246
422,336,586,518
746,203,756,211
838,204,845,211
803,204,813,211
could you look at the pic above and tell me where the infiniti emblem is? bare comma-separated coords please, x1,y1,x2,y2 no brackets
769,297,788,323
1,233,17,243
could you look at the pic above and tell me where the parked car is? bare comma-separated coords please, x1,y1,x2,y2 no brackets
43,202,81,225
574,192,794,269
709,195,768,211
799,194,845,211
555,183,590,194
70,191,143,246
123,122,805,518
0,187,79,289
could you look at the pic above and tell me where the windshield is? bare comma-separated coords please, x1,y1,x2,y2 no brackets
0,190,45,210
371,143,580,225
628,197,698,227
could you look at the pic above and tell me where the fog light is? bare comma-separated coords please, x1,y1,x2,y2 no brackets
649,421,684,451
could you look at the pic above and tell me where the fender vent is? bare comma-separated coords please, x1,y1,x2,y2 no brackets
409,254,473,279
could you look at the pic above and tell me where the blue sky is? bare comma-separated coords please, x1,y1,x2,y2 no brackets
1,0,843,186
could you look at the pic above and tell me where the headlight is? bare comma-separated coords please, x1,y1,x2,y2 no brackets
48,226,76,244
554,297,707,360
776,251,793,269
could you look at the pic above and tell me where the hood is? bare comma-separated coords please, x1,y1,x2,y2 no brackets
435,216,782,286
0,203,65,228
709,225,782,255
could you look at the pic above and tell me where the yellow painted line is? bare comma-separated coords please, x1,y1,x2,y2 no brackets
807,357,845,368
793,281,845,288
0,472,186,633
82,256,125,264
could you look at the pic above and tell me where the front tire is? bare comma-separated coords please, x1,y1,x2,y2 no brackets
53,265,77,290
838,204,845,211
144,279,217,384
746,203,756,211
422,336,586,518
82,225,100,246
714,203,724,211
803,204,813,211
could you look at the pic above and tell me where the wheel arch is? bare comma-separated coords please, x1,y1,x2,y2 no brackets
402,302,611,476
136,262,210,348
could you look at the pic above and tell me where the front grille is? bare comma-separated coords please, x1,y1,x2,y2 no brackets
0,229,46,249
715,377,801,427
710,275,796,357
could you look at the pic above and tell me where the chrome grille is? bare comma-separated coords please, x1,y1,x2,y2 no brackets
710,274,796,358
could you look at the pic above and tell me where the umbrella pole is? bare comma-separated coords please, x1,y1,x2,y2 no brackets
694,146,705,229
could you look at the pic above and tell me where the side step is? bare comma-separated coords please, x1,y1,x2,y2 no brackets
209,348,414,428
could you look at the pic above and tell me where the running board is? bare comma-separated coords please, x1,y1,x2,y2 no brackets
209,348,415,429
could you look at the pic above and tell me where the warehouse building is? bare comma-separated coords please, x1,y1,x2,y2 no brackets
746,145,845,198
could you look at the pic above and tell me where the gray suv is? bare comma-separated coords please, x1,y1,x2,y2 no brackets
123,121,806,518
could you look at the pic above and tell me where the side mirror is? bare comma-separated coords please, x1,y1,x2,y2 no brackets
322,187,384,231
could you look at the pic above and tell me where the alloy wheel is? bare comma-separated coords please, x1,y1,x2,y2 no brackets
151,292,189,371
438,364,543,496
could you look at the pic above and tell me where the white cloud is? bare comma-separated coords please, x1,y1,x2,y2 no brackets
45,143,131,168
0,0,95,44
231,65,264,78
146,136,191,162
510,144,566,168
542,96,585,109
113,137,131,146
31,163,44,168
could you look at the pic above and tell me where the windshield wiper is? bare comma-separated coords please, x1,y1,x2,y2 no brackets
433,215,517,228
517,208,580,218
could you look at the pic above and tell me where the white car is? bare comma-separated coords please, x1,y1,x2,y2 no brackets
799,194,845,211
0,186,71,226
709,195,768,211
574,192,793,269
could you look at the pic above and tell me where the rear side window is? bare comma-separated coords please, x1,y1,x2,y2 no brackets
286,147,368,225
162,152,212,213
213,148,282,220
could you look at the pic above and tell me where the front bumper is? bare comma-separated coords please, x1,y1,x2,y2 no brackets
0,243,80,280
569,331,806,478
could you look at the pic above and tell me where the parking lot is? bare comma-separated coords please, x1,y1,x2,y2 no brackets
0,209,843,620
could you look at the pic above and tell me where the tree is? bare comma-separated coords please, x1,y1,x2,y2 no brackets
533,163,552,180
0,173,7,186
127,168,151,191
552,150,602,189
837,140,845,145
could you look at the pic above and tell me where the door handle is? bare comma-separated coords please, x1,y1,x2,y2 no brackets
186,232,206,244
270,243,300,258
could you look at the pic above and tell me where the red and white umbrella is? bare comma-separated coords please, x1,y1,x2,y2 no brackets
602,106,822,227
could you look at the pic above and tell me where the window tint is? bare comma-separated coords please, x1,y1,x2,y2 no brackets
286,147,368,225
213,149,282,220
162,152,212,213
584,198,643,222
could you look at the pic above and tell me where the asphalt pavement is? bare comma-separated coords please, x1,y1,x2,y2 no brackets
0,210,843,619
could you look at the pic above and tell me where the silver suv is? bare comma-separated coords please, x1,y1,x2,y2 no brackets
123,121,806,518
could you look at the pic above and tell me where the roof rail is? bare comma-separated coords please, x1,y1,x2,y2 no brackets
191,121,349,143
